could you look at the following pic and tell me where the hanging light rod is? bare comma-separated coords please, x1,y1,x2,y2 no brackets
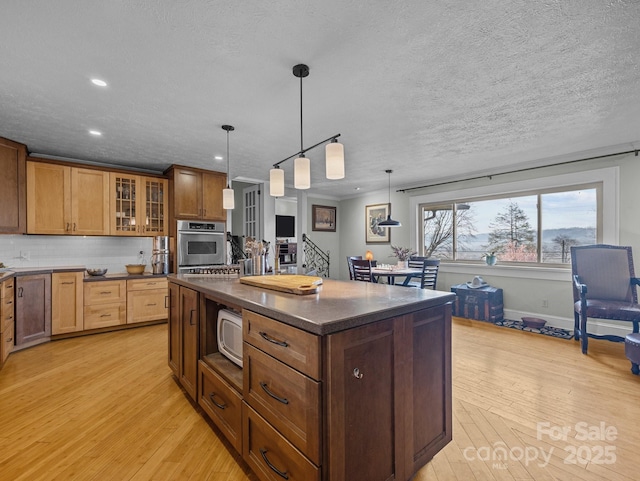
270,63,345,197
222,124,235,210
272,133,342,168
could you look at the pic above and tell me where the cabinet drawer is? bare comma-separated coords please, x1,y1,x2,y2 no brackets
126,288,168,324
244,343,321,464
84,280,126,305
243,403,320,481
198,360,242,452
1,322,14,364
84,303,126,330
3,305,14,332
127,278,168,291
1,278,14,299
243,310,321,380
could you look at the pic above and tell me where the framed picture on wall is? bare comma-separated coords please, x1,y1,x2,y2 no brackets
365,203,391,243
312,205,337,232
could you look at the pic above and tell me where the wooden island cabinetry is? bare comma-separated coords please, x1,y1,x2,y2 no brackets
0,137,26,234
26,160,110,235
168,276,454,481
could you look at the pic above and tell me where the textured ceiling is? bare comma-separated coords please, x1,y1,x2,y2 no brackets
1,0,639,198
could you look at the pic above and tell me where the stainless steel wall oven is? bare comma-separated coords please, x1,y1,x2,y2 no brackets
176,220,226,271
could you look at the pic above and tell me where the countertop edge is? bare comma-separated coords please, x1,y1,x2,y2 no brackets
169,275,456,335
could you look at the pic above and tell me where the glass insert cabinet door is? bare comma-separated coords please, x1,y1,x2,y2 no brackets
145,178,166,234
111,173,167,236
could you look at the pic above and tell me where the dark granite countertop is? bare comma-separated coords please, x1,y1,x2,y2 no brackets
0,267,166,282
169,274,456,335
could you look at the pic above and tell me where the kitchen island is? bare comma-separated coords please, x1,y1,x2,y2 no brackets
168,274,455,481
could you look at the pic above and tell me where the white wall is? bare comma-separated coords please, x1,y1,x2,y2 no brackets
336,151,640,336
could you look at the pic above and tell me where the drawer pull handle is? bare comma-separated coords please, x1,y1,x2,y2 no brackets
6,300,12,305
259,331,289,348
62,282,74,285
189,309,196,326
208,392,227,409
100,314,112,318
100,291,112,295
6,337,12,342
259,449,289,480
165,295,169,308
259,382,289,405
17,287,23,298
146,303,157,307
353,368,364,379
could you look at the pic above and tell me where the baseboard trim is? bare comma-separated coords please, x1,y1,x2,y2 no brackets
503,309,633,338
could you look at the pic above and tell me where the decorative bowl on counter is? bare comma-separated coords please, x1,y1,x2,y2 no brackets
125,264,146,275
86,268,108,276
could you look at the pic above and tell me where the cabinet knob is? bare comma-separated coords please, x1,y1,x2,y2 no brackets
352,368,364,379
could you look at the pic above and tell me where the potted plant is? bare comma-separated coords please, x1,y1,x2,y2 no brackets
482,251,498,266
390,245,416,268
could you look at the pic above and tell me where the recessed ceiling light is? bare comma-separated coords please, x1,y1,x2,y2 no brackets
89,130,102,136
91,78,107,87
214,156,223,160
355,187,361,191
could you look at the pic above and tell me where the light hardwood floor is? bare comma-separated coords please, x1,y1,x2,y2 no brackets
0,318,638,481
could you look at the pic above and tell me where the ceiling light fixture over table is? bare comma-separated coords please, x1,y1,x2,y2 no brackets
222,124,235,210
378,169,401,227
269,64,344,197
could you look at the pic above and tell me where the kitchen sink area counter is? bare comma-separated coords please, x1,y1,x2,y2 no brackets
168,274,455,481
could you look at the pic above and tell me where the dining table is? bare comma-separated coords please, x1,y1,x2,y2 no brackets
371,265,423,285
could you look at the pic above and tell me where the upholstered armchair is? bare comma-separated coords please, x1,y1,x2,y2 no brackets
571,244,640,354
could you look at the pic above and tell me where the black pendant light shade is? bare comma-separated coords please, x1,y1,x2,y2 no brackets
378,169,401,227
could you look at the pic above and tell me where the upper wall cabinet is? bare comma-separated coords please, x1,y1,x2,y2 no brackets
26,160,110,235
0,137,27,234
166,166,226,222
110,173,168,236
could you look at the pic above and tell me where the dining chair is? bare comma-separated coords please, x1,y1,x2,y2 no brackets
351,259,375,282
346,256,363,280
571,244,640,354
402,257,440,289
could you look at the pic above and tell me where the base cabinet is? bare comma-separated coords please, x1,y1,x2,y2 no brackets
83,280,126,330
126,278,168,324
15,274,51,349
52,272,84,335
1,278,15,365
167,283,199,400
170,279,452,481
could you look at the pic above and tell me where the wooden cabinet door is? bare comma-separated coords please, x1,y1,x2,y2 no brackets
71,168,109,235
110,173,143,236
0,137,26,234
202,171,226,221
326,318,398,481
26,161,70,234
179,286,199,400
15,274,52,348
405,305,452,473
143,176,168,235
173,168,202,219
51,272,83,335
168,282,180,376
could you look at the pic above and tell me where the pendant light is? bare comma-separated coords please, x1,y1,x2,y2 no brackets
222,125,235,210
378,169,401,227
269,63,345,196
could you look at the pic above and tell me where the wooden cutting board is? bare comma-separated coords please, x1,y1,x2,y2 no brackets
239,274,323,295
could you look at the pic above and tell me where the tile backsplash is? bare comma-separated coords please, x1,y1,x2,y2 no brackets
0,235,154,273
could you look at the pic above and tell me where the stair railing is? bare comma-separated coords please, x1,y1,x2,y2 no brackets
302,233,330,278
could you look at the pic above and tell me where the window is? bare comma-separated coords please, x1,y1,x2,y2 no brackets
419,184,600,265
